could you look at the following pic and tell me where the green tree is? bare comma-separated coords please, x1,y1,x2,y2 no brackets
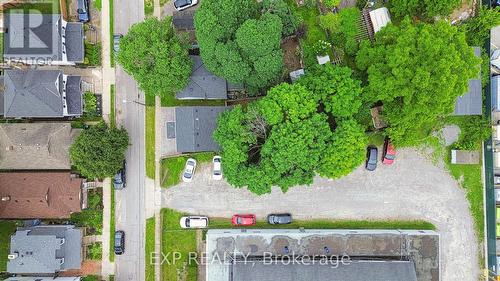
298,64,363,118
356,18,481,146
319,12,341,34
261,0,301,37
323,0,340,8
461,6,500,46
326,8,360,55
70,122,129,179
317,119,367,179
117,17,192,98
390,0,461,19
195,0,283,90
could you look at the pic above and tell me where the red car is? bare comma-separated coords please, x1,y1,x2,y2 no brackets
231,214,256,226
382,138,396,165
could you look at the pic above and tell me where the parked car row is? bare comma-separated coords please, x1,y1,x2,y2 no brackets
179,213,293,229
182,156,223,182
365,138,396,171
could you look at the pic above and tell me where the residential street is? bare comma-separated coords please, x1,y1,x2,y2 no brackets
114,0,146,280
162,148,479,281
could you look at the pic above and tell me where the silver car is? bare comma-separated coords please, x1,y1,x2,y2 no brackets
182,158,197,182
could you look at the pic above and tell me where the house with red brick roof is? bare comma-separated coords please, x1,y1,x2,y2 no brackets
0,172,83,219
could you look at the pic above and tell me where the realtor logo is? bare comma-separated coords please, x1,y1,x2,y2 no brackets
3,0,59,64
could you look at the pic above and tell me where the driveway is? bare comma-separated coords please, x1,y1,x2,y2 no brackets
162,148,479,281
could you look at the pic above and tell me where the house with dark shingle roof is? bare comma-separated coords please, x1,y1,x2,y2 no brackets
0,123,80,170
3,14,84,65
7,225,82,274
176,56,228,100
453,46,482,116
0,70,83,118
0,172,83,219
174,106,230,153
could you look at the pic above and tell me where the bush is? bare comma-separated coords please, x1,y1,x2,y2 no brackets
313,40,331,55
323,0,340,8
87,243,102,260
452,116,491,151
319,12,340,34
84,42,101,66
84,92,98,117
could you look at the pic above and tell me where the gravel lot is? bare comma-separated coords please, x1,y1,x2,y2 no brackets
162,148,479,281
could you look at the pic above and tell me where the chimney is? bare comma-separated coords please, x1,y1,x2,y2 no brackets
7,252,18,260
1,196,10,202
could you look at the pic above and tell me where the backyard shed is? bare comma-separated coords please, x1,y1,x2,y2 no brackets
369,7,391,33
451,149,480,164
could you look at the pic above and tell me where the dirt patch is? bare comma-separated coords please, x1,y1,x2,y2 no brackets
450,0,475,24
60,260,101,276
282,37,302,73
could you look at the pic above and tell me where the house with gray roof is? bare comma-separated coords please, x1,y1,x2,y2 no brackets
176,56,228,100
0,123,80,170
0,70,83,118
3,14,84,65
7,225,82,274
174,106,229,153
453,46,482,116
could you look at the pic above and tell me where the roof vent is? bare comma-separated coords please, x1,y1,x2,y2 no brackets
8,253,18,260
1,196,10,202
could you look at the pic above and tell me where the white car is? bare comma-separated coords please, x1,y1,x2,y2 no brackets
212,156,222,180
179,216,209,229
182,158,197,182
174,0,198,11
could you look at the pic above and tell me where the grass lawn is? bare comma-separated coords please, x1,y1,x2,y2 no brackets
160,94,225,107
145,95,155,179
160,152,215,188
145,217,156,281
6,0,60,13
207,218,436,230
93,0,102,10
0,221,17,271
109,187,116,262
87,243,102,260
110,84,116,127
109,0,115,66
161,209,198,281
445,148,484,241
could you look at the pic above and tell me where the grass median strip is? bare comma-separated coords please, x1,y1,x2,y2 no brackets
160,152,214,188
0,220,17,271
109,186,116,262
109,0,115,66
145,217,156,281
145,95,156,179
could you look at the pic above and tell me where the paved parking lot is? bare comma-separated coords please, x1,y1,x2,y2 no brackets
162,148,479,281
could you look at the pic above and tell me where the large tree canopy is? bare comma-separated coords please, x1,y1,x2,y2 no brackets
390,0,461,19
214,66,367,194
356,18,480,146
261,0,301,37
117,17,192,98
70,122,129,179
195,0,284,90
298,64,363,118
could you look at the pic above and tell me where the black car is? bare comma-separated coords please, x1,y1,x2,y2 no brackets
114,230,125,255
365,146,378,171
267,213,292,225
113,161,126,190
77,0,90,22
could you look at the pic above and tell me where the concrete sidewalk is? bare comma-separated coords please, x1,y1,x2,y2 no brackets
101,178,115,277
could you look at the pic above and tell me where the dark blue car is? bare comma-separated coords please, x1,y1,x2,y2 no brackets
77,0,90,22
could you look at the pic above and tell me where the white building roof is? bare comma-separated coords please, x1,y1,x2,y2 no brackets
369,7,391,33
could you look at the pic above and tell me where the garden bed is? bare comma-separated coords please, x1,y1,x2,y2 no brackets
282,37,303,73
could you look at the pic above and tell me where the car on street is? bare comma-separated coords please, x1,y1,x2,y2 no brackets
113,34,123,55
179,216,209,229
365,146,378,171
114,230,125,255
213,156,222,180
382,139,396,165
182,158,197,182
77,0,90,22
113,161,126,190
231,214,256,226
267,213,292,225
174,0,198,11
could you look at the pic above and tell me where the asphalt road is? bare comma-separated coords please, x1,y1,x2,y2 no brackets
162,148,479,281
113,0,145,280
